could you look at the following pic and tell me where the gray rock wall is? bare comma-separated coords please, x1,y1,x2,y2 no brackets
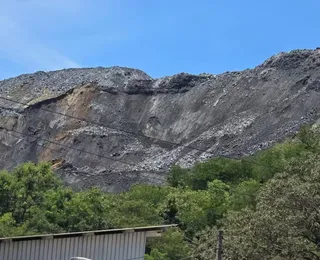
1,49,320,192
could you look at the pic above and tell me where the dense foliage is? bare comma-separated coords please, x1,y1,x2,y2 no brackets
0,125,320,259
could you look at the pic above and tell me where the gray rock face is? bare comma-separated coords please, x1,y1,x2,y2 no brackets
1,49,320,192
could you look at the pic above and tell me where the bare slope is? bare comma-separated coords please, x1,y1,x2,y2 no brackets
1,49,320,192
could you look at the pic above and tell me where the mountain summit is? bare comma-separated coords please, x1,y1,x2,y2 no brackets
1,49,320,192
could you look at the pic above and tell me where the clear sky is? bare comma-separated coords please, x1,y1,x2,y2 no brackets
0,0,319,80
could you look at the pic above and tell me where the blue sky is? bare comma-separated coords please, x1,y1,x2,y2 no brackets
0,0,319,80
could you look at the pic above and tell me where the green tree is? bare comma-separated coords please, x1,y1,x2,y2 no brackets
182,157,252,190
125,184,173,207
63,187,115,232
161,188,212,235
297,124,320,152
145,248,168,260
0,170,14,214
10,162,62,224
112,185,170,227
206,180,230,225
167,165,189,188
229,179,260,210
146,228,191,260
0,213,27,237
252,140,306,182
23,187,73,234
193,154,320,260
191,226,219,260
111,197,162,227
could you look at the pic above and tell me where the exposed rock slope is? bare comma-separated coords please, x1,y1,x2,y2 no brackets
1,49,320,192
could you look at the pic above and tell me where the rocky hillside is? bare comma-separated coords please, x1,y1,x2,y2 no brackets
1,49,320,192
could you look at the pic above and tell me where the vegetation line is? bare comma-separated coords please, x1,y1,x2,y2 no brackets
0,125,319,259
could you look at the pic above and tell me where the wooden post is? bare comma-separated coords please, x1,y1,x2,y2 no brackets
216,230,223,260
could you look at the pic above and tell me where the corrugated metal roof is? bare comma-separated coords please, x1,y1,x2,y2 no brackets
0,224,177,242
1,230,150,260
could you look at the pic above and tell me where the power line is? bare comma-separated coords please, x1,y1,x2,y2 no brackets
2,126,211,260
0,126,166,183
1,131,204,260
1,128,167,183
1,131,62,155
0,96,212,154
0,95,221,184
0,126,135,166
1,95,274,168
0,95,279,171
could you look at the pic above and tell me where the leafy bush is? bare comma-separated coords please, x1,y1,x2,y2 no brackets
1,125,320,259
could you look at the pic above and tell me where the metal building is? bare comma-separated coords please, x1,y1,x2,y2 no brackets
0,225,174,260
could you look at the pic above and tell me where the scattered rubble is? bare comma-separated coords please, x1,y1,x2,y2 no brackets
1,49,320,192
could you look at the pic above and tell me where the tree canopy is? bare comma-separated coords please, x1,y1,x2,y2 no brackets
0,125,320,259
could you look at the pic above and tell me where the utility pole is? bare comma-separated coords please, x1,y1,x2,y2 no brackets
216,230,223,260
